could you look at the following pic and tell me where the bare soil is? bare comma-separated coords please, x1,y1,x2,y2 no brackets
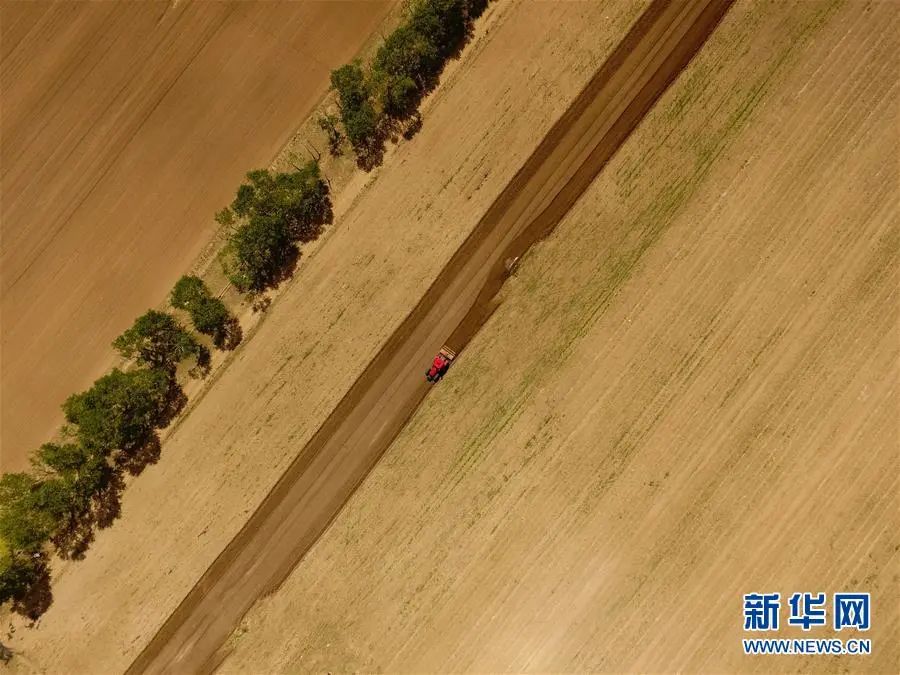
3,1,655,671
0,0,393,471
216,0,899,672
130,1,732,671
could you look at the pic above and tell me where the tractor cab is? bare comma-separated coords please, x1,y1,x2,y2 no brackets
425,346,456,382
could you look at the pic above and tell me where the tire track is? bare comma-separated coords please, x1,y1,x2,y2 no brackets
128,0,734,672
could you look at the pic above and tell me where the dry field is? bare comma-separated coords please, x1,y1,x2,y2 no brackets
3,1,653,671
130,0,732,670
0,0,393,472
216,0,899,672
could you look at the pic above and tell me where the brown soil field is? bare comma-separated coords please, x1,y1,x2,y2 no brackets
3,1,655,671
0,0,393,472
215,0,899,673
130,1,733,671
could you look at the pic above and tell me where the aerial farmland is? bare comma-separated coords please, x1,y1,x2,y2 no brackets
0,0,896,673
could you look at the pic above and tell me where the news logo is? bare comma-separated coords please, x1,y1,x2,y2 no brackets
741,592,871,655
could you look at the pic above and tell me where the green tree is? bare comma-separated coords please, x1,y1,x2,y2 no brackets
192,297,232,342
378,73,420,119
373,23,439,86
407,0,470,60
32,443,107,515
0,545,48,612
0,474,55,552
113,310,202,372
169,276,239,349
170,275,208,312
220,214,295,292
331,61,381,158
63,368,174,454
227,165,330,242
30,443,112,557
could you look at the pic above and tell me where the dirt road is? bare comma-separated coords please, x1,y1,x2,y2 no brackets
128,1,734,672
0,1,392,471
216,0,898,669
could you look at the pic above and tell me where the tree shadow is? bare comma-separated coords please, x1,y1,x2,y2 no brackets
214,316,243,350
50,465,123,560
189,346,212,379
115,434,161,477
52,517,95,561
261,245,301,293
294,202,334,244
94,468,124,529
402,112,423,141
356,138,386,172
11,556,52,621
157,381,188,429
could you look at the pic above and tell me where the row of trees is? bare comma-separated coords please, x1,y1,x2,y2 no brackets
217,162,332,292
2,0,490,620
1,277,239,617
330,0,488,166
1,165,328,618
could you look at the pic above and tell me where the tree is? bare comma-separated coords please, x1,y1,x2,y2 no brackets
29,443,114,557
373,23,439,86
170,275,208,312
170,276,239,349
218,162,332,292
113,310,202,372
407,0,470,60
223,164,331,242
192,297,234,345
63,368,174,454
0,544,51,619
32,443,108,519
331,62,381,159
0,474,55,552
377,73,420,119
331,60,371,113
220,214,295,292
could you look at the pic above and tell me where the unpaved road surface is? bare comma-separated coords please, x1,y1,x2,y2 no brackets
0,0,392,471
128,1,734,672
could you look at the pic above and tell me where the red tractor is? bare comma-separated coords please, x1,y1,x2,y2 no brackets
426,346,456,382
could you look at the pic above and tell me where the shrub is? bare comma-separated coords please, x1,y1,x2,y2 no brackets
317,113,344,156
